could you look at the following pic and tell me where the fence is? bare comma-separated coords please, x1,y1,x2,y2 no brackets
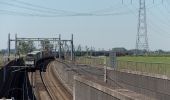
116,60,170,77
76,56,170,77
75,56,108,67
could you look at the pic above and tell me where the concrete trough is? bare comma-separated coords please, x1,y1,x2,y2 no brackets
107,69,170,100
74,75,152,100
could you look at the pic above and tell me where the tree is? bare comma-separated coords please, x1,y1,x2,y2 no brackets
76,44,82,56
41,39,53,52
85,46,89,56
18,40,35,54
28,41,36,52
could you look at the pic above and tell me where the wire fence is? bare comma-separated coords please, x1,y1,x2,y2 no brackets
75,56,170,99
75,56,106,67
75,56,170,77
116,60,170,76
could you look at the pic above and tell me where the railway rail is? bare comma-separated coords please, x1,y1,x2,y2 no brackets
0,58,105,100
41,62,72,100
29,70,53,100
57,60,105,81
28,60,72,100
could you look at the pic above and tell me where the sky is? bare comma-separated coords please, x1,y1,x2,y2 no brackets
0,0,170,51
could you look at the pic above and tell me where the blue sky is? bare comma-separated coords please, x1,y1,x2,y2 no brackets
0,0,170,50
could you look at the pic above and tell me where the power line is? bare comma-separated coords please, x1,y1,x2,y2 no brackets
89,5,125,14
149,24,170,38
0,1,77,15
0,9,132,17
147,8,170,29
148,18,170,36
123,4,138,17
0,0,133,17
6,0,78,14
121,0,164,4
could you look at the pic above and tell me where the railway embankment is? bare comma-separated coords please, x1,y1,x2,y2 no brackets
52,60,154,100
0,58,34,99
107,69,170,100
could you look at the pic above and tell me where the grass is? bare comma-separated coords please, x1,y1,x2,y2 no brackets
75,56,105,66
76,56,170,76
117,56,170,64
116,56,170,76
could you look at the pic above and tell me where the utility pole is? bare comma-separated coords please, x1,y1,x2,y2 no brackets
3,62,6,83
8,33,10,61
59,34,61,59
90,46,93,58
136,0,149,55
15,34,18,59
54,38,57,58
109,51,116,68
71,34,74,61
104,56,107,83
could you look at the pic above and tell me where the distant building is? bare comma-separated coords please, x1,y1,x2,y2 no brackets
112,47,127,56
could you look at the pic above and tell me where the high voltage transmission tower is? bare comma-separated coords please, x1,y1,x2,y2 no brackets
135,0,149,55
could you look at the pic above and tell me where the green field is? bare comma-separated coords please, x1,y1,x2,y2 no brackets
76,56,170,76
116,56,170,76
117,56,170,64
76,56,170,66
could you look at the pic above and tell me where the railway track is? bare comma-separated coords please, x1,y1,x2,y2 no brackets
28,60,72,100
41,62,72,100
30,70,52,100
56,60,104,81
0,58,104,99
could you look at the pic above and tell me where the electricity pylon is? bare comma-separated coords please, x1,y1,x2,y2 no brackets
136,0,149,55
